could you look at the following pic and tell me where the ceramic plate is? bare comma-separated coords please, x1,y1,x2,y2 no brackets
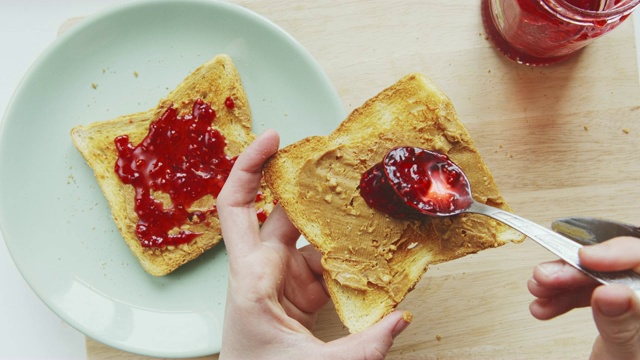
0,0,344,357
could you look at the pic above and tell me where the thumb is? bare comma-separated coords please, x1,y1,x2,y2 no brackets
324,311,411,360
590,284,640,360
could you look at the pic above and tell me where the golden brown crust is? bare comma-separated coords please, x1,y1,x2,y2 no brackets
264,73,524,332
71,54,275,276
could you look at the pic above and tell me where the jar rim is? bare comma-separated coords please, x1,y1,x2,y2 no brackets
542,0,640,21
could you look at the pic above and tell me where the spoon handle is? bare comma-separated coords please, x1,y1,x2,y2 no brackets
467,201,640,295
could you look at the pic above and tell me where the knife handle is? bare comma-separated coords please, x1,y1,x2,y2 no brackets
467,201,640,294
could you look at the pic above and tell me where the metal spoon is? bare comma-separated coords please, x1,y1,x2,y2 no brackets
378,147,640,294
464,202,640,294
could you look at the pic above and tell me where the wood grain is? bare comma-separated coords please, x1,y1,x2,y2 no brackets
83,1,640,359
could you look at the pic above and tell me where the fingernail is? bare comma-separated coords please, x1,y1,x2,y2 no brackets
596,288,632,317
538,261,565,276
392,311,412,338
597,300,630,317
582,241,615,257
392,320,409,338
579,245,599,257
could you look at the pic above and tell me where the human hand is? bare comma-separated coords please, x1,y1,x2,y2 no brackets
528,237,640,360
217,129,411,360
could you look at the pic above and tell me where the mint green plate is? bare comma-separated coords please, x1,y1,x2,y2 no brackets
0,0,344,357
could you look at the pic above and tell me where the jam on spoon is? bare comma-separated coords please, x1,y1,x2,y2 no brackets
359,147,472,218
359,146,640,292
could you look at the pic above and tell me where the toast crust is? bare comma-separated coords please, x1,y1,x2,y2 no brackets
71,54,274,276
264,73,523,332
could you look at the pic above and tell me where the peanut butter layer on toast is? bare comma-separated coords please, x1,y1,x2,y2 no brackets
264,73,524,333
71,54,275,276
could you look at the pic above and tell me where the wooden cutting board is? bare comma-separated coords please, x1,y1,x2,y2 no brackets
83,1,640,359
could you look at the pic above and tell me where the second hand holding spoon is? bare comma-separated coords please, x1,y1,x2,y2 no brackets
359,146,640,294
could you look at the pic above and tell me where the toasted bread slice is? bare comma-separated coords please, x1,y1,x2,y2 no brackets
264,73,524,332
71,54,274,276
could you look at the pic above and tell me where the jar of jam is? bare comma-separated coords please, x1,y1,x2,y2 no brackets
482,0,640,66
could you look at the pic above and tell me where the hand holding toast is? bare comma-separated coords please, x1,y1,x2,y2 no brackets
528,237,640,360
217,130,410,360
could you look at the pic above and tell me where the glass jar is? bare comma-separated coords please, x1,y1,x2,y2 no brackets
481,0,640,65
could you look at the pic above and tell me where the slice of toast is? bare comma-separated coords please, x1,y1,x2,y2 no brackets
264,73,524,333
71,54,274,276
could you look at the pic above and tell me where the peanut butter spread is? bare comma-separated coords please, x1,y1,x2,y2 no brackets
294,101,512,301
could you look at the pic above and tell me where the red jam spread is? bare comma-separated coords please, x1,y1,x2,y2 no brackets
224,96,235,110
359,147,473,219
114,99,235,248
482,0,631,65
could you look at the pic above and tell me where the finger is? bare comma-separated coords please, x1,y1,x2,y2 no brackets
299,244,330,298
591,284,640,359
532,260,597,290
529,283,594,320
260,204,301,247
529,260,598,320
323,311,411,360
300,244,325,278
218,129,280,258
283,279,329,318
280,295,320,331
281,247,330,314
218,129,280,207
527,277,560,299
580,237,640,273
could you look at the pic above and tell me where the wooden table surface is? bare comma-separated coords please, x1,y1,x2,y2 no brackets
83,1,640,359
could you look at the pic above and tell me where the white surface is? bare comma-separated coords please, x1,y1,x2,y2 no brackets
0,3,121,359
1,1,640,359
